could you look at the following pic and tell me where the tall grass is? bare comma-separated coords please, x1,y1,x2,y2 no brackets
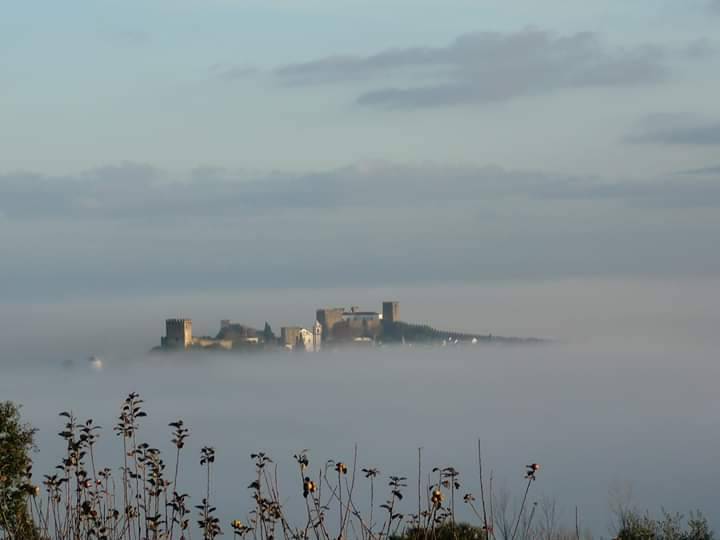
4,392,703,540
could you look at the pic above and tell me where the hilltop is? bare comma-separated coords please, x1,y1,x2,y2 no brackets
152,300,544,353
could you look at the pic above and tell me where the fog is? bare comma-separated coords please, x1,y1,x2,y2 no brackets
2,277,720,534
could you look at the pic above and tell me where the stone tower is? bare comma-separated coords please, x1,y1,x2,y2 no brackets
165,318,193,349
312,320,323,352
382,301,400,324
315,307,344,338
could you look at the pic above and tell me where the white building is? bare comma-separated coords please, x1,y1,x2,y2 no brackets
281,321,322,352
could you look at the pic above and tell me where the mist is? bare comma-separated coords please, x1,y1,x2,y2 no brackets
2,277,720,534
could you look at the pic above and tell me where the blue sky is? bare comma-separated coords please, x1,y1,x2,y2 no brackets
2,0,719,173
2,0,720,301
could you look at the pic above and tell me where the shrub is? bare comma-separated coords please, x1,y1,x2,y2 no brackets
0,401,39,539
616,509,714,540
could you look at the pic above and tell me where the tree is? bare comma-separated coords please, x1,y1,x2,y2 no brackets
0,401,38,538
263,322,275,344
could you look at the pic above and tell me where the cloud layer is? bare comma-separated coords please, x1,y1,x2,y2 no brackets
628,114,720,145
2,161,720,222
222,29,673,109
2,161,720,301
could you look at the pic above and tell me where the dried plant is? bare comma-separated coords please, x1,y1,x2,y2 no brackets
2,394,559,540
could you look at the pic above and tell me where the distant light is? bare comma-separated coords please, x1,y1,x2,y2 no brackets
88,356,103,371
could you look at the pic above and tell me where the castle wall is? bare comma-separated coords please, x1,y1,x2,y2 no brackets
191,337,233,350
281,327,303,349
316,308,344,338
331,318,381,340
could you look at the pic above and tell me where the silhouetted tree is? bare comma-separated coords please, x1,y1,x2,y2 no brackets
263,321,275,344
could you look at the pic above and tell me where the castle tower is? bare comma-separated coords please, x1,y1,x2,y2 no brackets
382,301,400,324
312,320,322,352
315,307,344,339
165,318,193,350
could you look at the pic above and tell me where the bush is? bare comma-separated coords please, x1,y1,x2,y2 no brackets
394,522,488,540
0,401,38,538
617,509,714,540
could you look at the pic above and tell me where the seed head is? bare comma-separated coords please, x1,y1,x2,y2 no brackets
525,463,540,480
303,477,317,498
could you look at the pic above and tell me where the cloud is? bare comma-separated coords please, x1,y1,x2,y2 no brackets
253,29,670,109
677,164,720,175
3,161,720,300
0,162,159,219
709,0,720,14
216,30,715,110
3,161,720,224
683,38,716,59
628,113,720,145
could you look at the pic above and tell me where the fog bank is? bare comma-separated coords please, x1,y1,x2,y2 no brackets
1,277,720,533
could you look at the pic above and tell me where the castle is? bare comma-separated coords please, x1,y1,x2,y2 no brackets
154,300,533,352
158,301,400,352
161,318,233,351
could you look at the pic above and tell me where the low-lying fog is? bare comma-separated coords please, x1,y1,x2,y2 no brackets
2,277,719,534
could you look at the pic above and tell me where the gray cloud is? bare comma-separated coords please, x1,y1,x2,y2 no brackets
683,38,716,59
3,161,720,223
264,30,669,108
628,114,720,145
678,164,720,175
3,161,720,301
0,162,159,219
216,30,716,109
710,0,720,14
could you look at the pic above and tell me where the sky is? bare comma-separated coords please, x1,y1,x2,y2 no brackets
2,0,720,302
3,5,720,529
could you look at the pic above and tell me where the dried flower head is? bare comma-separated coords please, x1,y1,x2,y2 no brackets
303,477,317,498
362,467,379,478
294,451,309,471
431,488,443,507
525,463,540,480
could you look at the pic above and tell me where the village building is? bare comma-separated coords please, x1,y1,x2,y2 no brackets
280,322,322,352
158,302,400,352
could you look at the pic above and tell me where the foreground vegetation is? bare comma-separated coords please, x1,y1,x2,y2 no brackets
0,397,713,540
